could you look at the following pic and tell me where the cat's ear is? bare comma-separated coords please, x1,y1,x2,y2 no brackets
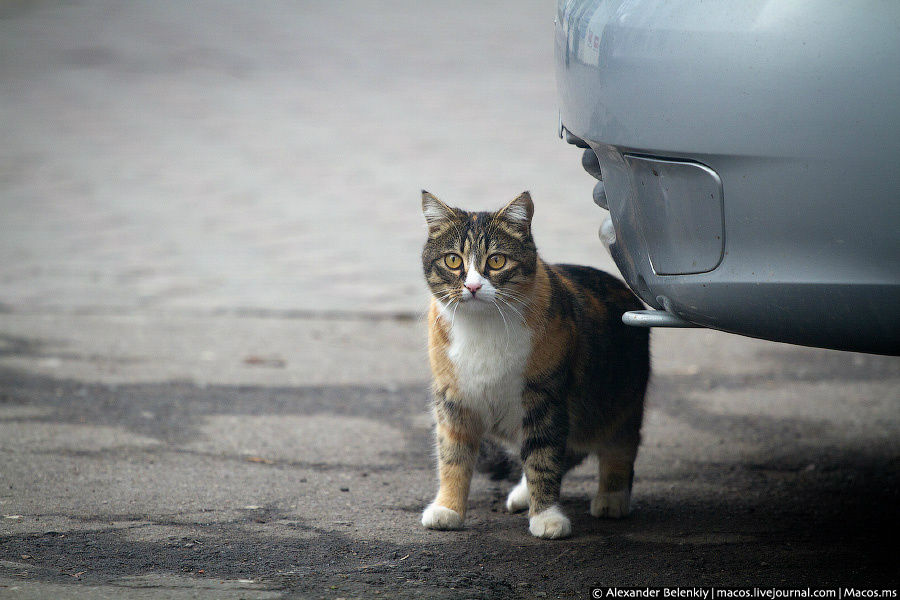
422,190,458,235
496,191,534,233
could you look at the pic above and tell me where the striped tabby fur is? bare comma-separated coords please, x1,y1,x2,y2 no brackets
420,191,650,539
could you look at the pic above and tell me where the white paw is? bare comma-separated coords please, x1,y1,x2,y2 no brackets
590,490,631,518
505,475,530,513
421,503,464,530
528,505,572,539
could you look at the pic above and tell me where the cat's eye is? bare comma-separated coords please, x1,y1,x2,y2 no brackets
487,254,506,270
444,253,463,269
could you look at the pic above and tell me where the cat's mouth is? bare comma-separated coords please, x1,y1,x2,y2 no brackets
459,292,494,309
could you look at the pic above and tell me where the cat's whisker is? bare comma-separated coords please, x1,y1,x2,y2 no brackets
501,305,526,329
496,289,530,304
496,296,526,325
495,294,528,311
498,299,529,321
498,294,527,316
491,298,512,352
495,288,527,307
449,297,461,329
435,295,459,326
495,291,528,318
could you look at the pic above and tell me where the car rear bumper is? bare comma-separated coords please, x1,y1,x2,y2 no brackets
555,0,900,354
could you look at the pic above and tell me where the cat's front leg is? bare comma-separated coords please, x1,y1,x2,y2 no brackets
521,398,571,539
422,395,483,531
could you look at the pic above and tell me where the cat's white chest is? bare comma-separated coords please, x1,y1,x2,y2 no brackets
442,308,532,441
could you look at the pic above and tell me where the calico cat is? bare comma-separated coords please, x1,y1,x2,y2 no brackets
420,190,649,539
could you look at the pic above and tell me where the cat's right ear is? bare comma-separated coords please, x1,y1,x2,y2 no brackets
422,190,457,236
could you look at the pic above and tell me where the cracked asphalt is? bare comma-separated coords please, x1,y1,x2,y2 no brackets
1,1,898,599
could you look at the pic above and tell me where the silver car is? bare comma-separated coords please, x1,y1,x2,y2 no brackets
555,0,899,355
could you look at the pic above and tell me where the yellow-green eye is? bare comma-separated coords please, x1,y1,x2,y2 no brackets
444,253,463,269
487,254,506,270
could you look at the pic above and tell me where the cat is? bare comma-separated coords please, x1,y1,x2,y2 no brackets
419,190,650,539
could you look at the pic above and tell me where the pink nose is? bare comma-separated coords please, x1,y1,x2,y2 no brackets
465,282,482,295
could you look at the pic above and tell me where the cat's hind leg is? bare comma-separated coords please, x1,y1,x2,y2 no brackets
590,446,636,518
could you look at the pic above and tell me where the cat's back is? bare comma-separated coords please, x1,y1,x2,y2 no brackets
550,263,649,382
552,263,644,318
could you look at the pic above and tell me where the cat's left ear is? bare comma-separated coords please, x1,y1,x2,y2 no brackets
422,190,458,236
497,191,534,233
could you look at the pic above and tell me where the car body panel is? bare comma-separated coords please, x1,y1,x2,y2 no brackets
555,0,900,354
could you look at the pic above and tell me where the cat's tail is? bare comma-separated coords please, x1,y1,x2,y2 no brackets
475,439,520,481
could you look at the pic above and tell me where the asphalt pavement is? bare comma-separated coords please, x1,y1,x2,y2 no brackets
1,2,898,599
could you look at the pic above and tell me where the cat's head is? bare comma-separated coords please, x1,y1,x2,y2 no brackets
421,190,537,313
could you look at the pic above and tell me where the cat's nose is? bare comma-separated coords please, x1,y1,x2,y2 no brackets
465,282,482,295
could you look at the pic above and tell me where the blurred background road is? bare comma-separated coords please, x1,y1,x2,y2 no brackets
1,2,898,599
0,0,604,316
